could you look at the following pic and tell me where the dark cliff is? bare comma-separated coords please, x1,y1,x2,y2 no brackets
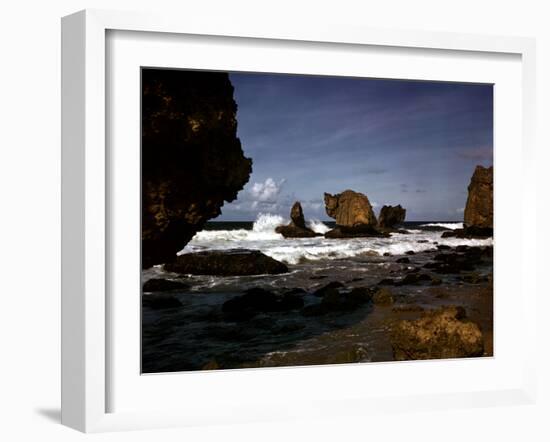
141,69,252,268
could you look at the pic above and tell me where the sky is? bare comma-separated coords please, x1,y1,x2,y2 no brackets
218,72,493,222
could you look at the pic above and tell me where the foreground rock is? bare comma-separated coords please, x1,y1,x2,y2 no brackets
142,69,252,268
391,306,484,360
164,250,289,276
378,205,406,228
444,165,493,239
142,278,189,292
276,202,320,238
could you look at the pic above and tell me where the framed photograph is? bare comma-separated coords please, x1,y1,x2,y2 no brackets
61,9,537,432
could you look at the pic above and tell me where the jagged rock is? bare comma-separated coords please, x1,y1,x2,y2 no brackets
142,278,189,292
290,201,306,228
391,306,484,360
275,201,320,238
142,69,252,268
324,190,377,227
313,281,344,297
378,205,406,228
164,250,288,276
464,165,493,229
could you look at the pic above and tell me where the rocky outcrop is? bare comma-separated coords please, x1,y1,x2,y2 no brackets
323,190,388,238
163,250,288,276
275,202,320,238
391,306,484,360
378,205,406,228
464,165,493,229
141,69,252,268
324,190,377,227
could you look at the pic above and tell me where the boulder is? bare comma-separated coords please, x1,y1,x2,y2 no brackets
142,278,189,292
141,69,252,268
324,190,377,227
378,205,406,228
164,250,288,276
464,165,493,229
392,306,484,360
275,201,320,238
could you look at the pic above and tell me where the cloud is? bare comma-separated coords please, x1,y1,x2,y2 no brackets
250,177,286,203
456,207,465,213
415,189,427,193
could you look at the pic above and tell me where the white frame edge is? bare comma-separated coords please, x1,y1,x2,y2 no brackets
61,8,537,433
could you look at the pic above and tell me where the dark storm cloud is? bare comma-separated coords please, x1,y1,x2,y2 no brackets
220,73,493,221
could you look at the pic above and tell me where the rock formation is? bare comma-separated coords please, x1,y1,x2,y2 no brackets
275,201,320,238
378,205,406,228
391,306,484,360
441,165,493,239
464,165,493,229
141,69,252,268
163,250,289,276
324,190,378,227
323,190,388,238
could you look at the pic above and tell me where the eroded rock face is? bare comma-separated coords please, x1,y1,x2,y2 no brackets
141,69,252,268
163,250,289,276
275,201,320,238
290,201,306,228
464,165,493,229
324,190,377,227
378,205,406,228
391,306,484,360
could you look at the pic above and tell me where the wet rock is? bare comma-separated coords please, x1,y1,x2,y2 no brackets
391,306,484,360
142,294,183,310
395,273,433,286
275,201,320,238
142,69,252,267
378,204,406,228
329,345,370,364
383,252,391,257
310,275,328,280
437,245,452,251
164,250,288,276
346,287,374,306
222,287,304,320
396,257,410,264
464,165,493,230
372,287,394,305
324,190,378,227
405,250,416,255
313,281,344,297
324,225,389,239
142,278,189,292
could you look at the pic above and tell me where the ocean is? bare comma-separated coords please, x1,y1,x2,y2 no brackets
142,213,494,372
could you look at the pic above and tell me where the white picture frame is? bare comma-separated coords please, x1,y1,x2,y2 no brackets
61,9,537,433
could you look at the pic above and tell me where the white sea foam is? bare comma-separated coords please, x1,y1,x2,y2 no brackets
307,219,331,234
419,222,463,230
182,214,491,265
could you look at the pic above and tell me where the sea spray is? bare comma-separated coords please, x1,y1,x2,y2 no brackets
183,215,492,265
